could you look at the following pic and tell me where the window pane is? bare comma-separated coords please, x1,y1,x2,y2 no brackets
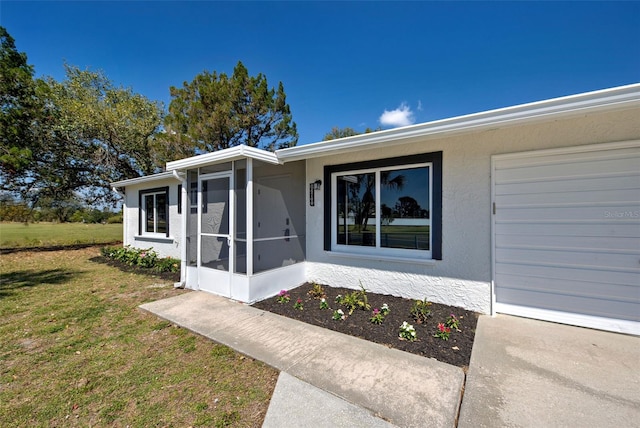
336,173,376,247
380,167,430,250
145,195,155,233
156,192,167,234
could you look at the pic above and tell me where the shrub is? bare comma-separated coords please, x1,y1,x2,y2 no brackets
410,298,432,324
101,245,179,273
338,284,370,315
307,282,326,299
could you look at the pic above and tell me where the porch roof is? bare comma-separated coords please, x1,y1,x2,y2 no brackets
111,171,180,188
165,144,280,171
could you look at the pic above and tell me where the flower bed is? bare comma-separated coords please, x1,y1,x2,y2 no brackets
253,282,479,369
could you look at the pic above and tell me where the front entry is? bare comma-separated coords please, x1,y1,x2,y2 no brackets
198,172,233,296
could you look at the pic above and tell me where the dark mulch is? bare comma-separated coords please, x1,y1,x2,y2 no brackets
89,255,181,283
253,282,479,370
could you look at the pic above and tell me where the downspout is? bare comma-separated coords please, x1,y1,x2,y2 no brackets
112,187,127,247
172,170,188,288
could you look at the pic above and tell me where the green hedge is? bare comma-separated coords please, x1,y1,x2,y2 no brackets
101,245,180,273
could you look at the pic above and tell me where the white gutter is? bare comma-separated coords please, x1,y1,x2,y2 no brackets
276,83,640,162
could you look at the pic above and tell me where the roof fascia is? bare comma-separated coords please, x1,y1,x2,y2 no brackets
276,83,640,162
111,171,177,188
165,145,280,171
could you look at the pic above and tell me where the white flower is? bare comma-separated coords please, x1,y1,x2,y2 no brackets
337,309,344,315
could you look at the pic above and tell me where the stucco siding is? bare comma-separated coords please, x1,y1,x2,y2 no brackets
305,108,640,313
122,178,182,259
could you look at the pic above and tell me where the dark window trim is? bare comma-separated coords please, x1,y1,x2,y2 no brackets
139,186,170,237
324,152,442,260
177,184,182,214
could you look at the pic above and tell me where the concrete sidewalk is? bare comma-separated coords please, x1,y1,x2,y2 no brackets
140,291,640,428
140,291,464,427
458,315,640,428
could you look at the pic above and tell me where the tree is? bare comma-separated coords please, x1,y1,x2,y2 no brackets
158,61,297,161
3,63,163,207
323,126,381,141
0,26,39,185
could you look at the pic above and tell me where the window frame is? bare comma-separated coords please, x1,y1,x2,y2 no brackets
324,152,442,260
138,186,170,237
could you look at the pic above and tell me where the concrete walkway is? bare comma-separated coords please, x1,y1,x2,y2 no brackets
459,314,640,428
140,291,640,428
140,291,464,427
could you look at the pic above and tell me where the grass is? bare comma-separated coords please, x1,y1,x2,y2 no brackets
0,222,123,249
0,247,278,427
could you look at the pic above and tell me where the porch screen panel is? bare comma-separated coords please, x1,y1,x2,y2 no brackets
252,160,306,274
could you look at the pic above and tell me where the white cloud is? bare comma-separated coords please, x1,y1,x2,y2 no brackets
379,103,415,128
417,100,423,111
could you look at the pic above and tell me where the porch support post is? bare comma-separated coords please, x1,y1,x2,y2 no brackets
246,158,254,276
179,171,188,286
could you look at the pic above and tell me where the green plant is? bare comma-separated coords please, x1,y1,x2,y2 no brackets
338,284,370,315
332,309,345,321
319,298,329,310
293,298,304,310
307,282,326,299
381,303,390,316
434,323,451,340
446,313,461,331
410,298,432,324
398,321,417,342
276,290,290,304
154,257,181,273
370,308,385,324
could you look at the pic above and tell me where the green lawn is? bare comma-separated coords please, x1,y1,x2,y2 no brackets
0,247,277,427
0,222,123,248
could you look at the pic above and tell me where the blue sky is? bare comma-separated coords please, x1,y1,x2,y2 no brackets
2,1,639,145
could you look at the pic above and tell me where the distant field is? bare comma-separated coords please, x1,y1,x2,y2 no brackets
0,222,122,248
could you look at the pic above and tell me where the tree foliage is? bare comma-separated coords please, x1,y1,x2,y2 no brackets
0,26,38,181
323,126,381,141
158,61,297,162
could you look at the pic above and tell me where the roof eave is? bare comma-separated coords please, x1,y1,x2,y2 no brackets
111,171,178,188
276,83,640,162
166,145,280,171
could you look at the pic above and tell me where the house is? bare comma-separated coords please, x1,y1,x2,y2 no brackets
111,84,640,335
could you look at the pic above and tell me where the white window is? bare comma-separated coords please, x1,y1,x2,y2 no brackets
139,187,169,236
331,163,432,259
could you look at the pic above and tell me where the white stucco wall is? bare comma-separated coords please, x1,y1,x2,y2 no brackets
304,108,640,314
122,178,182,259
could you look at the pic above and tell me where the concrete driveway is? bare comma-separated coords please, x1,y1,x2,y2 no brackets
458,315,640,428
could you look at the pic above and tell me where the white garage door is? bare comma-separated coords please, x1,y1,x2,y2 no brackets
492,141,640,335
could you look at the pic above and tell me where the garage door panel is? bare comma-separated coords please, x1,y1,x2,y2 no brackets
496,287,639,322
495,188,640,206
495,233,640,252
497,204,640,221
494,147,640,170
495,261,639,287
495,221,640,238
495,156,640,184
493,142,640,334
495,272,638,304
495,174,640,196
496,247,639,270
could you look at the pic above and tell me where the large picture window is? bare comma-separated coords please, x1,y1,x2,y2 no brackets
139,187,169,237
325,153,442,260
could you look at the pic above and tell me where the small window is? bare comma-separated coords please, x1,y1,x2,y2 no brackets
325,152,442,260
139,187,169,237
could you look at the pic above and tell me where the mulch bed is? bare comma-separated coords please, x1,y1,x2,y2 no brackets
253,282,479,370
